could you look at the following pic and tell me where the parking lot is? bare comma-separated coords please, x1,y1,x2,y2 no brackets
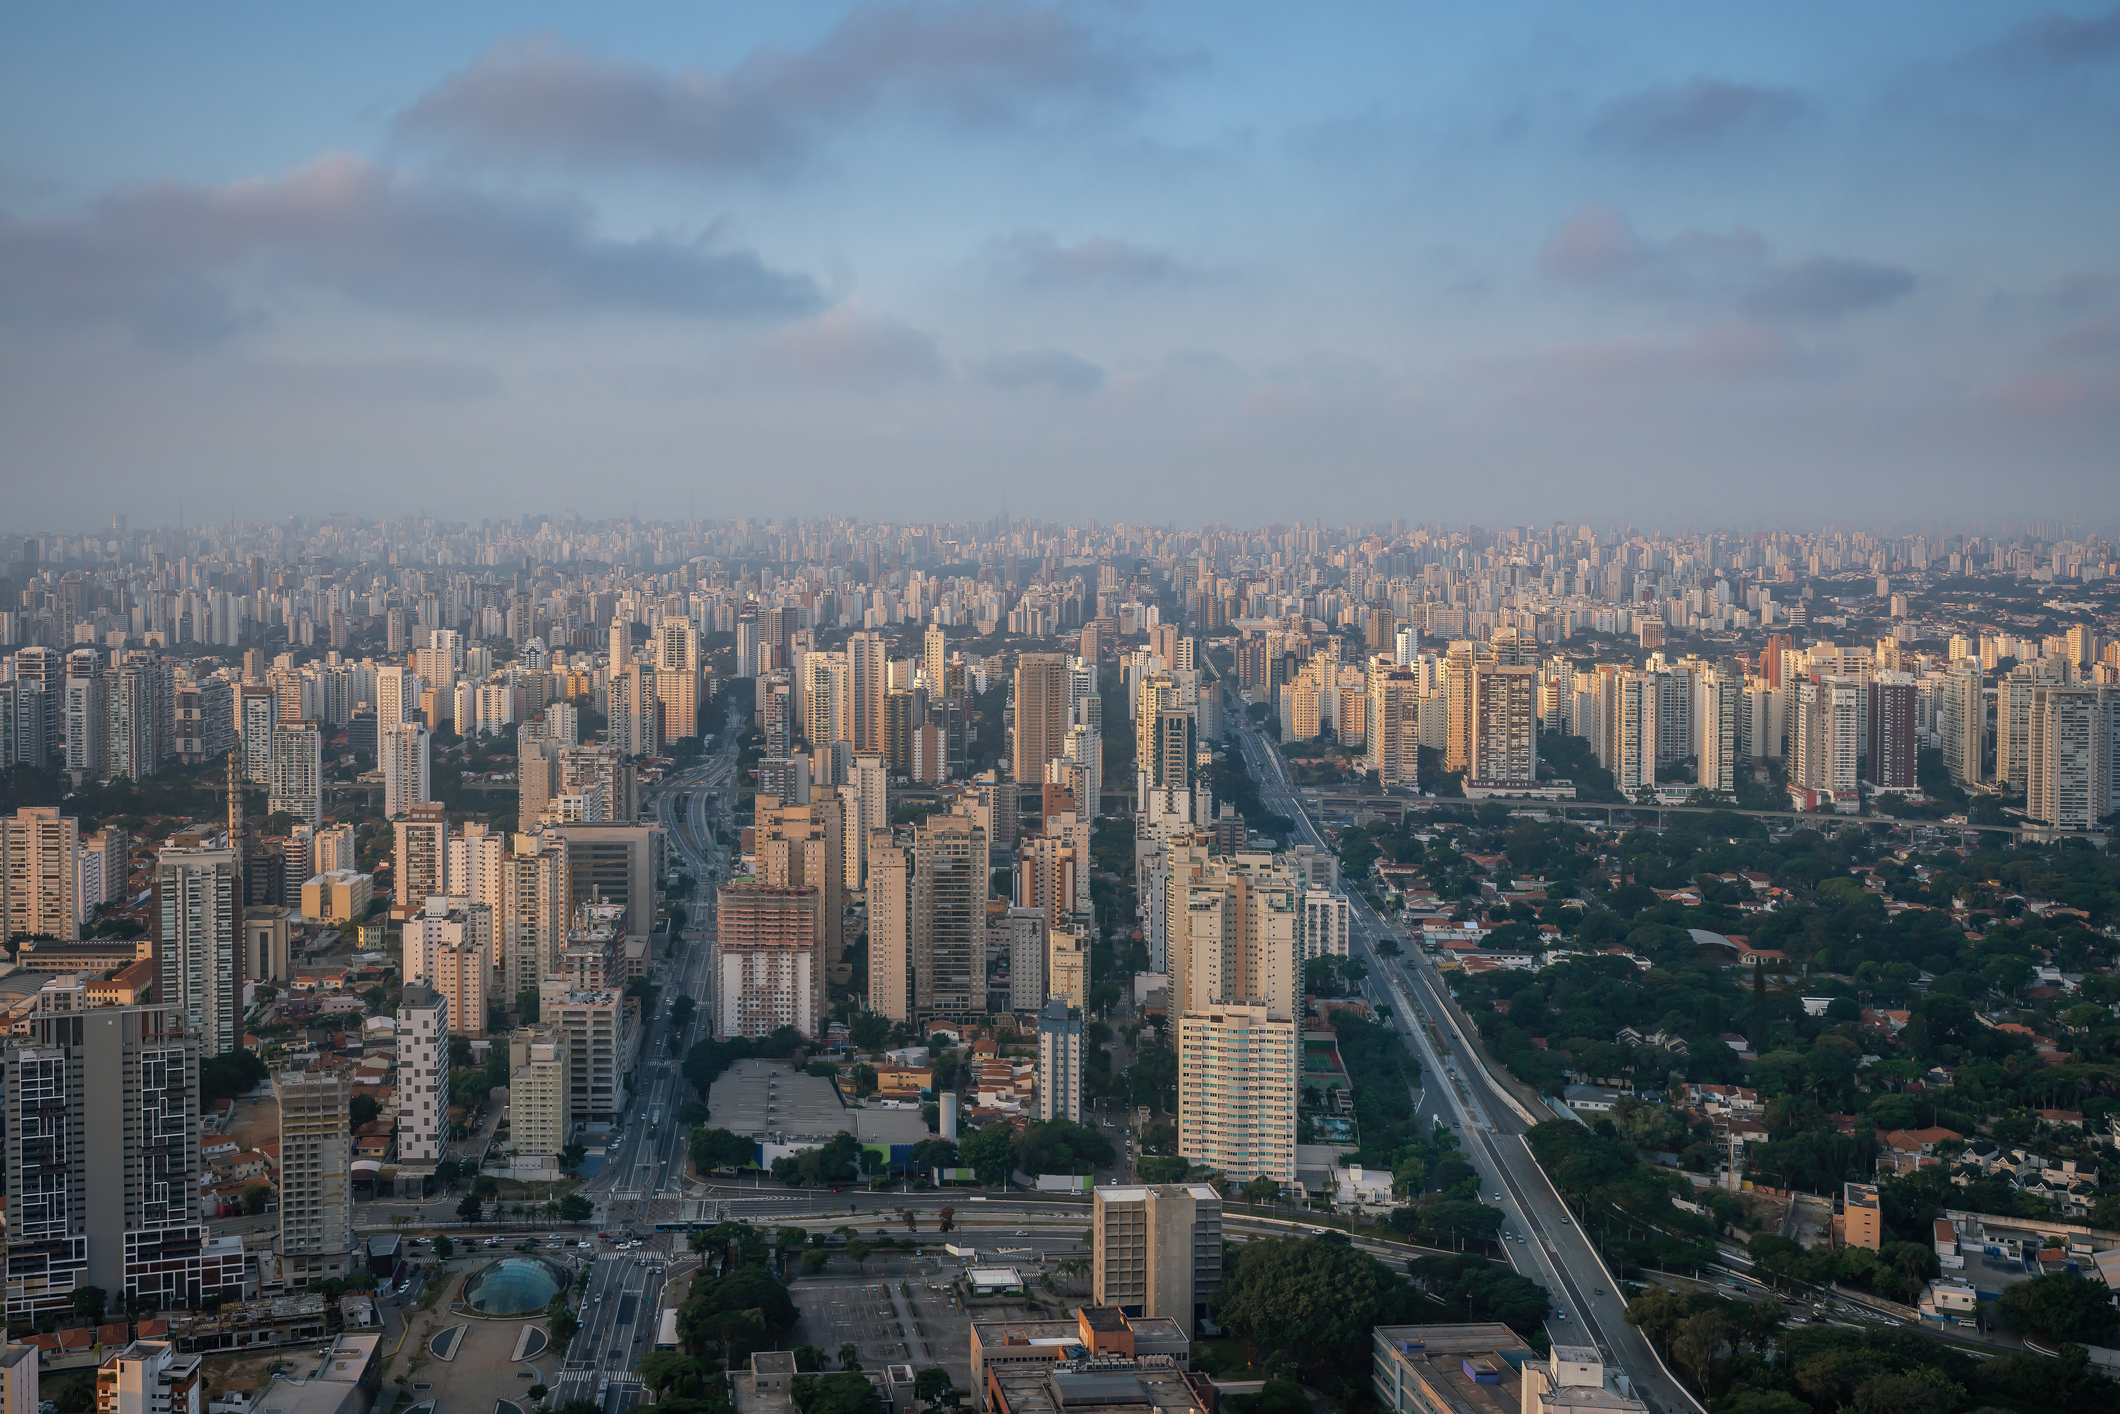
788,1263,979,1394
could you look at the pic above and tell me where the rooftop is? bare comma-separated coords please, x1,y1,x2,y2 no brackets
709,1058,847,1141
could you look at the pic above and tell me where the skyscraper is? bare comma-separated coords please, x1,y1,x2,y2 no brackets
2028,686,2099,829
396,986,451,1162
2,999,245,1318
1866,672,1917,791
713,884,819,1038
1013,653,1071,790
379,722,430,820
1177,1004,1297,1185
755,794,847,989
867,828,914,1021
274,1065,355,1284
913,812,986,1018
393,802,450,908
1694,670,1741,797
1466,663,1536,788
1038,998,1082,1122
1940,660,1985,787
267,721,322,828
848,631,888,755
500,831,570,996
654,618,699,744
237,684,277,784
155,844,240,1057
3,806,80,943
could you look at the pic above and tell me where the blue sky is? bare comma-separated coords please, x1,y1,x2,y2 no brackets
2,3,2115,531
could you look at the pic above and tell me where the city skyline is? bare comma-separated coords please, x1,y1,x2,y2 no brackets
3,2,2116,526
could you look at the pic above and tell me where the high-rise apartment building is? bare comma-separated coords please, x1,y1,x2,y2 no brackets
848,631,888,755
1013,653,1072,790
501,831,569,995
754,795,847,992
923,624,948,695
3,806,80,942
274,1065,355,1283
155,845,240,1057
507,1027,571,1164
1940,660,1984,787
237,684,277,784
379,723,430,820
867,828,914,1021
2028,686,2100,829
1003,906,1047,1012
1091,1184,1222,1338
1866,672,1918,791
267,721,322,828
1170,850,1300,1018
1365,660,1420,788
1466,663,1536,788
62,650,104,781
396,986,451,1162
714,884,819,1038
655,619,700,745
913,812,986,1019
1694,670,1741,797
1177,1005,1297,1185
393,802,450,909
2,1001,245,1318
1047,923,1091,1008
1038,998,1082,1122
404,897,490,1038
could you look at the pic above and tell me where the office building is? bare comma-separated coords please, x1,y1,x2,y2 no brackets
396,986,451,1163
1177,1005,1297,1185
1014,653,1072,789
1372,1326,1647,1414
155,844,241,1057
1091,1184,1222,1338
275,1066,356,1283
2,1003,244,1318
1038,999,1082,1122
378,723,430,820
714,884,819,1039
3,805,80,942
549,822,663,939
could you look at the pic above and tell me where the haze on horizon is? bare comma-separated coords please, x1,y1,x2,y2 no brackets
1,2,2115,530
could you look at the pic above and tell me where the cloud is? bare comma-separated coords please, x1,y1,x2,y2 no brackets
1538,205,1912,321
765,302,942,384
1989,6,2120,70
1593,78,1804,148
992,230,1195,287
0,154,820,347
976,347,1104,393
398,7,1172,173
243,352,504,400
1995,368,2120,417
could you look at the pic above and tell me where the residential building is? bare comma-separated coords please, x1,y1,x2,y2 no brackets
867,828,914,1022
912,812,986,1019
1003,906,1047,1012
1047,924,1090,1009
378,723,430,820
1867,672,1918,791
501,831,570,997
654,619,699,745
392,803,449,910
95,1340,203,1414
1300,888,1350,968
1091,1184,1222,1338
2,1004,244,1318
714,884,819,1039
507,1027,571,1166
1014,653,1072,789
2028,686,2101,829
538,987,634,1124
275,1065,356,1284
1940,660,1985,787
300,870,373,924
1038,999,1082,1123
404,896,491,1038
3,805,80,942
1177,1005,1297,1185
1467,663,1537,788
155,844,241,1057
78,826,129,918
396,986,451,1164
754,796,847,984
0,1343,37,1414
1841,1181,1881,1251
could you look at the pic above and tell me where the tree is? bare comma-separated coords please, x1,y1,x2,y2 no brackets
639,1352,701,1398
846,1239,873,1272
791,1372,884,1414
914,1369,955,1405
548,1301,581,1349
559,1193,594,1223
433,1234,455,1258
1999,1272,2120,1345
801,1250,831,1276
938,1206,955,1233
1241,1174,1281,1205
692,1126,758,1170
559,1141,588,1175
349,1094,382,1128
457,1191,483,1223
959,1122,1017,1185
901,1208,920,1231
838,1342,862,1371
1249,1381,1310,1414
200,1050,269,1107
241,1182,272,1215
69,1285,107,1321
1214,1237,1418,1375
849,1012,890,1050
792,1346,828,1373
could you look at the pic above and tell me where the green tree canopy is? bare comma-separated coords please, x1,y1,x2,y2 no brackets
1214,1237,1419,1375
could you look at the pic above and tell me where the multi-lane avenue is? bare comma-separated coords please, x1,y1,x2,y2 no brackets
1233,723,1704,1414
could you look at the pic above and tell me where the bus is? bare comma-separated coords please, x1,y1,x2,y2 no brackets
655,1307,681,1351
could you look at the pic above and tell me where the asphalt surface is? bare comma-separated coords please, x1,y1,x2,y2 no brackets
1233,724,1704,1414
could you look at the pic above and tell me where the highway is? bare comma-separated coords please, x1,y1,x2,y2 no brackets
1233,723,1705,1414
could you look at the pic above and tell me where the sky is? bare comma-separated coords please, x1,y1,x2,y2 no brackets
1,2,2116,532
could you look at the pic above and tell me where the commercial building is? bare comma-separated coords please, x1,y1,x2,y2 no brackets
2,1003,245,1318
1841,1181,1882,1251
396,987,451,1164
1371,1326,1647,1414
1014,654,1072,789
913,812,986,1019
715,884,819,1039
275,1066,356,1285
984,1354,1211,1414
1177,1005,1297,1185
970,1307,1189,1395
155,844,241,1057
548,822,664,935
538,986,635,1124
1091,1184,1222,1338
1037,999,1082,1123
